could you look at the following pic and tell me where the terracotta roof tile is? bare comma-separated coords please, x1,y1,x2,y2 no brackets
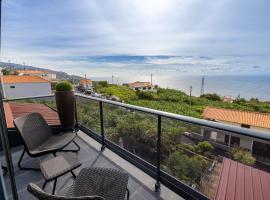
2,75,49,83
16,70,46,75
215,158,270,200
79,79,92,84
128,81,152,88
4,102,60,128
202,107,270,129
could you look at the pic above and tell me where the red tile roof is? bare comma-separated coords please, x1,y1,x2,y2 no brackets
79,79,92,84
128,81,152,88
203,107,270,129
215,158,270,200
2,75,49,83
16,70,46,75
4,102,60,128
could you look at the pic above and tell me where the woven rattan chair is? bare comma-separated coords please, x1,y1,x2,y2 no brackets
14,112,80,170
28,167,130,200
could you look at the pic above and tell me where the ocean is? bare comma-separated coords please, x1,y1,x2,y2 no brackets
91,74,270,101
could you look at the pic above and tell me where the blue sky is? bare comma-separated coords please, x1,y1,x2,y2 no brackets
2,0,270,77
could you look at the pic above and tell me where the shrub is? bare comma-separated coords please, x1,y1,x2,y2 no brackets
194,141,214,156
2,68,11,75
167,151,208,184
200,93,221,101
136,91,155,100
230,148,256,165
55,81,73,91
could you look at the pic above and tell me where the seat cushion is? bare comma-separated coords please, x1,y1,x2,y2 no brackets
30,131,77,155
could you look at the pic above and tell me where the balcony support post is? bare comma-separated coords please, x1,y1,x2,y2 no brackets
155,115,161,192
99,101,105,151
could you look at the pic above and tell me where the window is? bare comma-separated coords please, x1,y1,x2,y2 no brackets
224,135,230,144
230,136,240,147
10,86,15,89
241,124,250,129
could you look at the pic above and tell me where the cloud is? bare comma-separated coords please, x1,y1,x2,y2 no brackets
1,0,270,77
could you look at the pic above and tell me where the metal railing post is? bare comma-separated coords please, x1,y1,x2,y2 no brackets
155,115,161,192
99,101,105,151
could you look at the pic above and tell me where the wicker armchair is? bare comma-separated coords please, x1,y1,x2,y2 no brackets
14,112,80,170
28,167,129,200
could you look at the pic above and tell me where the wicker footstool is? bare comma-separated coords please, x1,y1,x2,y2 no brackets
40,153,81,194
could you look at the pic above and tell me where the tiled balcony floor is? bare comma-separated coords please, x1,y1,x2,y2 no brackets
4,131,183,200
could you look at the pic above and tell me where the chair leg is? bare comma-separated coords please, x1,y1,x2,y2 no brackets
126,188,130,200
42,180,47,190
1,165,7,176
52,178,57,195
18,149,39,170
70,170,76,179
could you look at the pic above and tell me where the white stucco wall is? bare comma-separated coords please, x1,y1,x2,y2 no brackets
239,137,253,150
3,82,52,98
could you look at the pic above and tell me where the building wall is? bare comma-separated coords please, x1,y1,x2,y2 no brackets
239,137,253,150
80,83,93,90
202,119,268,151
3,83,52,98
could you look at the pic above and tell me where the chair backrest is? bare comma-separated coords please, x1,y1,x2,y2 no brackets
27,183,104,200
13,113,53,152
73,168,129,200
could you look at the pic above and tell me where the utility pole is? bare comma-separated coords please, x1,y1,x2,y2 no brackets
112,75,114,85
150,73,153,85
189,86,192,107
200,76,205,95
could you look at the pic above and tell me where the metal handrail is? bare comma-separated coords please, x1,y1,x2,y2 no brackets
75,93,270,142
5,93,270,199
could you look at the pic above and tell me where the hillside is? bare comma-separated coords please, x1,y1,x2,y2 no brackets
96,85,270,118
0,62,83,83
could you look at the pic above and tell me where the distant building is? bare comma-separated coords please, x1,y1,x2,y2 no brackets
128,81,154,91
202,107,270,160
79,79,93,91
17,70,57,81
223,95,233,103
1,75,52,99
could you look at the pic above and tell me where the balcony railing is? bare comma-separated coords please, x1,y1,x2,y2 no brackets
2,93,270,200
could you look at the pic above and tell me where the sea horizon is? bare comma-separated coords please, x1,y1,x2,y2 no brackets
90,74,270,101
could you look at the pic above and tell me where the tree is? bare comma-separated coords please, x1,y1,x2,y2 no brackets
98,81,108,87
2,68,11,75
167,151,208,184
200,93,221,101
194,141,214,156
136,91,155,100
230,148,256,165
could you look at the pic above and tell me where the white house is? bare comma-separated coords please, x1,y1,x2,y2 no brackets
79,79,93,91
128,81,154,91
202,106,270,159
1,75,52,99
17,70,57,81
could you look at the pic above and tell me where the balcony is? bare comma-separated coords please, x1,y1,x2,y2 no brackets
1,94,270,200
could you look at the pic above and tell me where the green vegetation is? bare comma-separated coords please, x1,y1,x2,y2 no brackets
96,85,138,101
194,141,214,156
55,81,73,91
2,68,11,75
93,85,270,118
167,151,209,184
200,93,221,101
15,84,267,190
230,148,256,165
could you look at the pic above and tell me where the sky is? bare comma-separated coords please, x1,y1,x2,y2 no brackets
1,0,270,77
